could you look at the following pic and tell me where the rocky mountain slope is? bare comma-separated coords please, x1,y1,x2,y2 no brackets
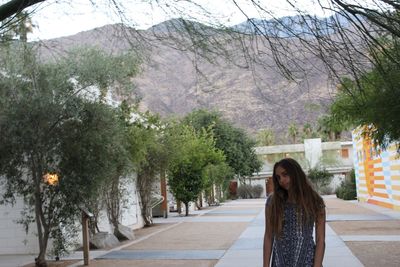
38,19,338,140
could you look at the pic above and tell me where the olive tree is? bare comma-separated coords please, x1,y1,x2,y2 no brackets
0,45,138,266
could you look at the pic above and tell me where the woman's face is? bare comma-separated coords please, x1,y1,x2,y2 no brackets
275,165,291,190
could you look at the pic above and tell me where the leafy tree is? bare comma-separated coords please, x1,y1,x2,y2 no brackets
256,128,275,146
167,125,225,216
0,45,138,265
329,38,400,149
62,46,141,103
127,110,171,226
183,109,262,178
202,162,233,204
317,114,348,141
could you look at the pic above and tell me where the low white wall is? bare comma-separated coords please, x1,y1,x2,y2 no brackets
0,199,39,254
0,177,143,255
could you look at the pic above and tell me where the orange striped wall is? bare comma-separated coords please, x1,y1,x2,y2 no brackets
352,128,400,211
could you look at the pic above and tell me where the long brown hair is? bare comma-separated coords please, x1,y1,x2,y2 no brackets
267,158,324,236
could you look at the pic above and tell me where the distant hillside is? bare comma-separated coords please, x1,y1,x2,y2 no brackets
232,14,352,37
37,18,340,142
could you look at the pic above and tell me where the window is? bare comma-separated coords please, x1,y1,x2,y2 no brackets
341,148,349,158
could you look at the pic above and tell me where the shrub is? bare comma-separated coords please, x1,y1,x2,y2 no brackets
336,169,357,200
237,184,264,199
308,166,333,194
252,184,264,198
319,185,334,195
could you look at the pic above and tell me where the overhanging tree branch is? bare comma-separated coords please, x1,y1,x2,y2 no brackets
0,0,45,21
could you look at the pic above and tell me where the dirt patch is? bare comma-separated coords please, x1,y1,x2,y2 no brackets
329,220,400,235
123,222,249,250
87,259,217,267
324,198,378,215
346,241,400,267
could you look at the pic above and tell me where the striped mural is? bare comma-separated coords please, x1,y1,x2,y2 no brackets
352,127,400,210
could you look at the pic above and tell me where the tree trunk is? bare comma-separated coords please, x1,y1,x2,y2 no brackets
198,193,203,208
141,200,153,226
211,184,215,204
177,200,182,214
216,185,221,202
35,229,49,267
0,0,45,21
184,202,189,216
32,159,48,267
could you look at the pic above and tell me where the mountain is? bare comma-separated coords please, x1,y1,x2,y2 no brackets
36,18,339,142
232,14,352,37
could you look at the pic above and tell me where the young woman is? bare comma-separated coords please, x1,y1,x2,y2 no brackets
263,158,326,267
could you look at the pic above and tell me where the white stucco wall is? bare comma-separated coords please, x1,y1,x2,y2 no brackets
304,138,322,168
0,177,143,255
0,199,39,254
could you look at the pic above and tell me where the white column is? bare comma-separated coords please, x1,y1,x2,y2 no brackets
304,138,322,169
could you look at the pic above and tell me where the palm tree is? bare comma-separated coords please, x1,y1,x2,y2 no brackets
302,123,313,139
287,123,299,144
256,129,275,146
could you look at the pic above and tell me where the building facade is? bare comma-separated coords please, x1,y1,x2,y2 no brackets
251,138,354,197
352,128,400,210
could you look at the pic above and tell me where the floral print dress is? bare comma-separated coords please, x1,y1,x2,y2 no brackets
271,202,316,267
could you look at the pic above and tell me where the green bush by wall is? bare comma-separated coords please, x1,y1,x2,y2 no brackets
336,169,357,200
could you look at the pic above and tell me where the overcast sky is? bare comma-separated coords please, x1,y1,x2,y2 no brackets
11,0,332,41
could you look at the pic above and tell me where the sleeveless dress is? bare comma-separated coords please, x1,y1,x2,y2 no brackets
270,202,316,267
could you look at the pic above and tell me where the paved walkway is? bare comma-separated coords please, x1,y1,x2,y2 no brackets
213,197,364,267
2,196,400,267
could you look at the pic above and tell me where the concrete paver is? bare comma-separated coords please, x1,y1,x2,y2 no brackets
3,196,400,267
88,259,217,267
345,241,400,267
329,220,400,235
98,250,225,260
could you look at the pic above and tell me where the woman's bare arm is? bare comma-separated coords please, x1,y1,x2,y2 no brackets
263,204,273,267
313,208,326,267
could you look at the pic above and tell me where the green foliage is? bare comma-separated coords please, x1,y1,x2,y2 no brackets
202,162,233,189
127,110,171,225
167,125,225,215
0,45,138,264
0,11,33,42
301,123,319,140
336,169,357,200
202,162,233,203
329,38,400,148
256,129,275,146
183,109,262,176
287,122,299,143
307,167,333,194
317,114,348,142
62,46,141,102
237,184,264,199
